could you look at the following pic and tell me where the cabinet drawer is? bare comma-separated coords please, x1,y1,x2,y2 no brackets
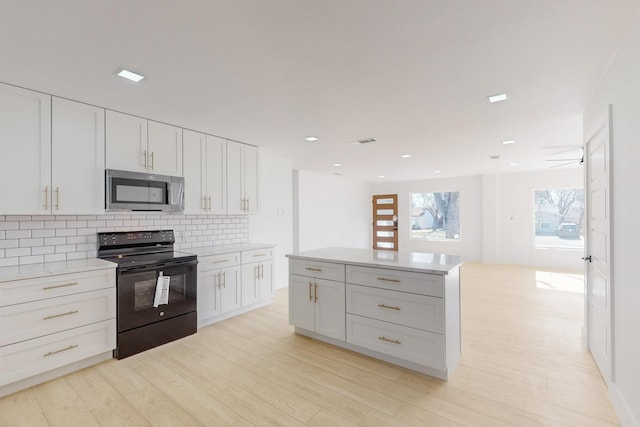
0,269,115,307
198,252,241,272
346,284,444,333
242,248,273,263
290,259,345,282
346,314,445,370
346,265,443,297
0,288,116,346
0,320,116,387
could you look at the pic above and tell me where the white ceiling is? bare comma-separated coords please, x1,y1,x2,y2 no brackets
1,1,637,182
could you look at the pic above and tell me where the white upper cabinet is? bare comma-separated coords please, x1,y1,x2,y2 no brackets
105,110,147,173
148,120,182,176
227,141,259,215
52,98,105,214
106,111,183,176
0,83,51,214
183,131,226,214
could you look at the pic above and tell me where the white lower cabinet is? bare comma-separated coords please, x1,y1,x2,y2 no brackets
0,264,117,396
197,245,275,329
290,275,345,341
288,254,460,380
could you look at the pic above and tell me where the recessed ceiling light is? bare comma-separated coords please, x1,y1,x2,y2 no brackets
333,163,342,167
378,175,385,178
509,162,519,166
401,154,412,158
304,136,319,142
434,170,441,174
117,69,144,82
488,92,508,103
502,139,516,145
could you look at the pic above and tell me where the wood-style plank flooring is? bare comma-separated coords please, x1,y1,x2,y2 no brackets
0,263,619,426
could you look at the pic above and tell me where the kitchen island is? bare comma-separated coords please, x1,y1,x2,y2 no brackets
287,247,462,380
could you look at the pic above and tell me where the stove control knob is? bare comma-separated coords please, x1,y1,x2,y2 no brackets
159,311,165,317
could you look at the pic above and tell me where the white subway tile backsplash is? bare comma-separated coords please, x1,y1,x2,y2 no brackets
0,213,249,264
6,230,31,239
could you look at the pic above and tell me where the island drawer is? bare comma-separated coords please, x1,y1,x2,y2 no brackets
346,265,444,297
198,252,241,272
289,259,345,282
0,288,116,346
346,284,444,333
0,269,115,307
346,314,445,370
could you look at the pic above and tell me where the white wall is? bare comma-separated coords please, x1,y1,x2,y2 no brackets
293,170,369,251
489,168,584,271
371,175,483,261
249,150,293,289
584,8,640,426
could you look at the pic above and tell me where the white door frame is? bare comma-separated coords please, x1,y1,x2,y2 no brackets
584,105,613,385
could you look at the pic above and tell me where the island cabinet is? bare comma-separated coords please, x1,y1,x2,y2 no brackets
287,248,462,380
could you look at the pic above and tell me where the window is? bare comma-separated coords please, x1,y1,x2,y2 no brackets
410,192,460,240
534,188,584,250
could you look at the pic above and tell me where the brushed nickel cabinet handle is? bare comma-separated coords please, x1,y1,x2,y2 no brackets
43,186,48,210
222,271,226,288
309,282,312,301
43,282,79,290
43,344,78,357
43,310,79,320
143,150,147,168
54,187,60,210
212,259,229,264
150,151,155,170
377,277,400,283
377,304,401,311
253,253,267,257
314,283,318,302
378,336,401,345
305,267,322,272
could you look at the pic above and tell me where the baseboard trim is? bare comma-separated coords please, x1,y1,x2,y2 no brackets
610,382,639,427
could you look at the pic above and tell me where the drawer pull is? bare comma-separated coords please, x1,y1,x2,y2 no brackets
305,267,322,272
309,282,313,301
377,304,401,311
377,277,400,283
43,310,79,320
42,282,79,290
43,344,78,357
253,253,267,257
212,259,229,264
378,336,401,345
314,283,318,302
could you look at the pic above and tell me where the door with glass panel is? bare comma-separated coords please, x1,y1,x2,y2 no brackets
372,194,398,251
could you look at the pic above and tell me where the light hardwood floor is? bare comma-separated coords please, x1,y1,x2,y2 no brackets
0,263,619,426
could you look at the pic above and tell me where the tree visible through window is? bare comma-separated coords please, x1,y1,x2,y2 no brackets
534,188,584,250
411,192,460,240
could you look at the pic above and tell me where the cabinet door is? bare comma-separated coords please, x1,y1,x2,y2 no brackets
315,279,346,341
289,275,315,331
259,261,273,300
148,120,182,176
243,144,259,214
0,83,51,214
241,262,260,307
219,266,241,313
105,110,147,173
226,140,244,214
52,98,105,214
183,129,207,214
197,269,220,324
206,135,227,214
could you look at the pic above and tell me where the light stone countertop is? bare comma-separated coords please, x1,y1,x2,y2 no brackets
287,247,462,274
185,243,275,258
0,258,117,283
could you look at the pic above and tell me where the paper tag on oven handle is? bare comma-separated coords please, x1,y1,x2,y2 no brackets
153,272,170,307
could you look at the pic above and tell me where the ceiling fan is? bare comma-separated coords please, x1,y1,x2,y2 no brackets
543,146,584,168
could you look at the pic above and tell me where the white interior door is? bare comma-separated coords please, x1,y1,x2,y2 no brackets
585,105,612,385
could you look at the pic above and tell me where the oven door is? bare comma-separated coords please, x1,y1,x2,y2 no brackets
117,260,197,332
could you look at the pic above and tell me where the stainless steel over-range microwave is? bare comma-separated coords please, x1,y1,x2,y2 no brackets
105,169,185,212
